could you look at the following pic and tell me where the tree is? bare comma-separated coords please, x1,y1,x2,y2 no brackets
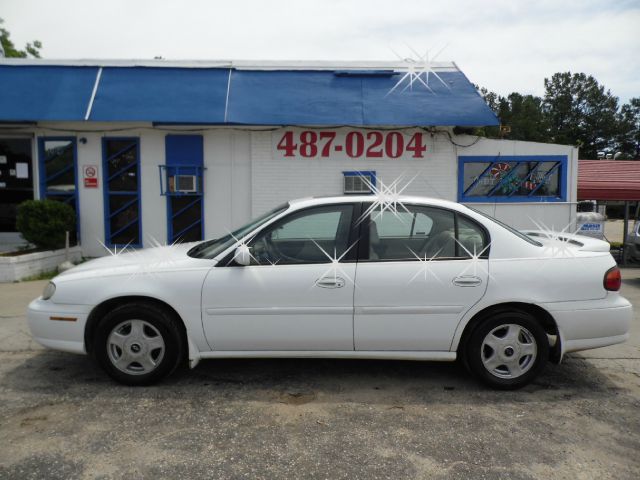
616,98,640,159
0,18,42,58
500,93,549,143
479,75,634,159
473,86,502,138
543,72,619,159
475,87,548,142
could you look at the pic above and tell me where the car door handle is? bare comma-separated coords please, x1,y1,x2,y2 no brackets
316,276,345,289
453,276,483,287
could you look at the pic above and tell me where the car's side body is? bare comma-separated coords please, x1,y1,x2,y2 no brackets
27,195,633,386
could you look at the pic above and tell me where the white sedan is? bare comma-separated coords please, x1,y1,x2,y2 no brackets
28,196,633,389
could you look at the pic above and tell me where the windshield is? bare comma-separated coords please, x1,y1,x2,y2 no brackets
188,203,289,259
469,207,542,247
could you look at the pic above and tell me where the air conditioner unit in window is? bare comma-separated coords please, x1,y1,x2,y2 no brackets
174,174,197,193
344,175,372,194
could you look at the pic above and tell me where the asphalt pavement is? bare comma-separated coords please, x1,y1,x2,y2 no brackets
0,272,639,479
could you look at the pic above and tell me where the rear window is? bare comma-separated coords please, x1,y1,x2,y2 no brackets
468,208,542,247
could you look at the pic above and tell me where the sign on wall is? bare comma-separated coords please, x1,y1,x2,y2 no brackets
578,222,605,239
272,129,430,160
83,164,98,188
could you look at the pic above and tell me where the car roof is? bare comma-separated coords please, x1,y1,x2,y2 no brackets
288,195,467,211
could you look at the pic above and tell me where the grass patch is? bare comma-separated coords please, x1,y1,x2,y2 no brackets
0,246,43,257
20,269,58,282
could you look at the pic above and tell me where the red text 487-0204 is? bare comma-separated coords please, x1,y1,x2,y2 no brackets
276,131,428,159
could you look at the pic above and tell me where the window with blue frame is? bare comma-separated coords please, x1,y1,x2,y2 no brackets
343,171,376,194
161,135,204,244
103,138,141,247
458,155,568,203
38,137,79,242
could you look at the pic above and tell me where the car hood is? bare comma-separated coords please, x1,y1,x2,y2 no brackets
56,242,205,280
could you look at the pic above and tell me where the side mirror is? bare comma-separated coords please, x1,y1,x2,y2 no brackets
234,245,252,266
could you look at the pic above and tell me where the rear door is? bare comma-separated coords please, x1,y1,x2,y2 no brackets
354,205,489,351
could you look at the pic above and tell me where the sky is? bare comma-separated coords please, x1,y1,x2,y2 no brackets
2,0,639,103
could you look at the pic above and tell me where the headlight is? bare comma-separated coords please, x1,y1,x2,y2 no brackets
42,282,56,300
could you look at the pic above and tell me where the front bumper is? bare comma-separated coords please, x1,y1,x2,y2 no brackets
543,294,633,359
27,298,92,354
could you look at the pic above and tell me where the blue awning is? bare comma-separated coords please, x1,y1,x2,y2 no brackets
227,70,364,125
90,67,229,123
227,69,496,126
0,64,499,126
0,66,98,121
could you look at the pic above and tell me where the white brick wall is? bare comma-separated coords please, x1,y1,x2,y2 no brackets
250,128,458,216
24,124,579,257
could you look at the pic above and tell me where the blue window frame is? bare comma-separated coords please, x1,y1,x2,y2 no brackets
343,170,376,194
458,155,568,203
163,135,204,244
38,137,80,241
102,138,142,247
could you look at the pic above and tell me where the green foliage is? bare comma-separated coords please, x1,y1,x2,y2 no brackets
474,88,549,141
477,75,638,159
0,17,42,58
502,93,549,142
617,98,640,159
543,72,619,158
16,200,76,250
20,269,58,282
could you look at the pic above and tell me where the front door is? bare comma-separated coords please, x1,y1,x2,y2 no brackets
354,205,489,351
202,203,357,351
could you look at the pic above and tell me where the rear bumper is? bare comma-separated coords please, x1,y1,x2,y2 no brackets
543,294,633,359
27,298,91,354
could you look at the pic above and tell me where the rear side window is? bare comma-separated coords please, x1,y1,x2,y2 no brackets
367,205,488,260
469,207,542,247
457,215,489,257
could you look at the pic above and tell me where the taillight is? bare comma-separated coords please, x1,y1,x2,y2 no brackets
604,266,622,291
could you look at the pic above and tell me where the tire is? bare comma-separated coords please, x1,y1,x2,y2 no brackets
93,302,184,386
465,310,548,390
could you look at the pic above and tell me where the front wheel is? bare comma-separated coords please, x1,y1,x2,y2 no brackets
465,311,549,390
93,302,184,386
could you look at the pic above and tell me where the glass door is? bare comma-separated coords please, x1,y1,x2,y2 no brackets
103,138,141,247
38,138,79,240
0,138,33,233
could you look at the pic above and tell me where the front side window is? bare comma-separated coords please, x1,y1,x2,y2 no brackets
188,203,288,259
250,204,354,265
368,205,488,260
459,155,567,202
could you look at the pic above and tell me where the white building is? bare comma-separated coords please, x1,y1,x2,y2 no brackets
0,59,578,257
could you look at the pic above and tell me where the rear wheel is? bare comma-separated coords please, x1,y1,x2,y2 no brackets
465,311,548,389
93,302,184,386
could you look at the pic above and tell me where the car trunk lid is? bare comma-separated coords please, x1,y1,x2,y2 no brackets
522,230,611,253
